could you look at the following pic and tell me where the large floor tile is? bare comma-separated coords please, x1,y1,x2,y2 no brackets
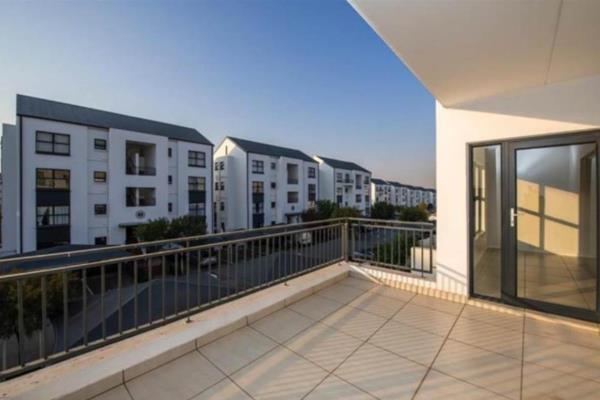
348,291,406,318
522,362,600,400
250,308,315,343
316,283,367,304
305,375,376,400
321,305,387,340
126,352,225,400
92,385,132,400
450,317,523,359
231,346,328,400
461,304,524,331
369,320,445,366
199,327,278,375
367,285,416,302
338,277,379,291
433,340,521,399
414,370,507,400
393,304,458,337
409,295,464,315
524,315,600,350
285,322,363,371
335,343,427,400
287,295,344,321
524,333,600,382
190,378,252,400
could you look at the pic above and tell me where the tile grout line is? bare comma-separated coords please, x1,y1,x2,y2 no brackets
520,311,526,400
193,350,257,400
410,302,466,400
299,289,418,399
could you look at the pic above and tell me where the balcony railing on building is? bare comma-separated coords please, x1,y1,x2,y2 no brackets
0,218,434,380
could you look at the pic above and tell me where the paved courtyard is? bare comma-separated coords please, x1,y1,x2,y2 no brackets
92,277,600,400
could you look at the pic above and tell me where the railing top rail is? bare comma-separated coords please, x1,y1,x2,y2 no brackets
0,218,347,266
348,217,435,227
0,223,344,282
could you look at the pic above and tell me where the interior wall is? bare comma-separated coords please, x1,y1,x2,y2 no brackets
435,75,600,295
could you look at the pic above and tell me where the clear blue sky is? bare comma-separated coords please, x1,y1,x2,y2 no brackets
0,0,435,187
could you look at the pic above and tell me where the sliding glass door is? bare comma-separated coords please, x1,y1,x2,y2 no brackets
470,131,600,321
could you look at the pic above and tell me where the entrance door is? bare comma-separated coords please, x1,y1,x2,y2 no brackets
508,135,599,319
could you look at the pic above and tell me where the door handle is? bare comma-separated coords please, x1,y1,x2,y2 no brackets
510,207,524,227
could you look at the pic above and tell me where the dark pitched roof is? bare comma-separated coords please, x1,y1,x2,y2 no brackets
371,178,388,185
16,95,212,145
227,137,315,163
315,156,370,173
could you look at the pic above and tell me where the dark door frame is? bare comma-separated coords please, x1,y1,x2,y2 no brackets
468,129,600,322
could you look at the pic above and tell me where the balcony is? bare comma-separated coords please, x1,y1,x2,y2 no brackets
1,220,598,400
126,141,156,176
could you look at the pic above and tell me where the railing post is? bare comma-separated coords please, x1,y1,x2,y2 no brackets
343,220,350,261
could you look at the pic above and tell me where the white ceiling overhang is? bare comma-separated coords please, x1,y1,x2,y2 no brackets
348,0,600,107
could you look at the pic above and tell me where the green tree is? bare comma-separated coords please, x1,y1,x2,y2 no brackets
301,200,337,221
398,206,429,222
370,202,396,220
331,206,361,218
374,233,416,266
135,215,206,242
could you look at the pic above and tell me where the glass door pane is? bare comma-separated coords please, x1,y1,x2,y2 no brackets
472,145,502,298
516,143,597,311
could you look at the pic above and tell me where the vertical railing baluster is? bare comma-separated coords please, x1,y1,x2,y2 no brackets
208,247,213,303
148,258,152,326
161,256,166,320
266,237,270,285
101,265,106,339
217,246,222,299
118,263,122,335
134,260,138,328
41,276,47,359
82,269,88,346
197,250,202,308
174,254,179,316
16,280,25,366
186,249,191,318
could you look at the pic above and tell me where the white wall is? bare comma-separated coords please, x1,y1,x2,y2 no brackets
1,124,18,255
436,75,600,295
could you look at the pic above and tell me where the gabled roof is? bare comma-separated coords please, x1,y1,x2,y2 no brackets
226,136,315,163
370,178,388,185
315,156,370,173
17,95,212,145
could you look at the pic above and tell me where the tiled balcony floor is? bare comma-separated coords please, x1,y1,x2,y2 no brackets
93,277,600,400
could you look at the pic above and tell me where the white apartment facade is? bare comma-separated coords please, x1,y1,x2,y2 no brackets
1,95,213,254
351,0,600,321
370,179,436,209
313,156,371,215
213,137,318,232
370,178,392,204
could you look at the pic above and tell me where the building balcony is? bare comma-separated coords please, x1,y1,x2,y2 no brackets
286,178,299,185
125,165,156,176
1,220,598,400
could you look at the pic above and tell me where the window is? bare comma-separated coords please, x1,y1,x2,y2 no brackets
214,161,224,171
252,181,264,193
168,202,173,212
215,182,219,191
336,172,343,183
308,167,316,179
126,187,156,207
271,201,276,208
253,202,264,213
36,205,70,227
356,194,362,203
365,195,370,203
287,191,299,203
168,175,173,185
188,150,206,167
308,184,316,202
271,182,276,189
189,203,205,216
36,169,70,189
95,236,107,245
94,138,107,150
94,204,107,215
189,176,206,191
271,162,276,170
252,160,264,174
168,147,172,158
94,171,107,183
364,176,370,185
36,131,70,155
220,202,225,211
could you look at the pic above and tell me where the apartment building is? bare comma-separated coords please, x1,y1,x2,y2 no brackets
313,156,371,215
213,137,318,231
1,95,213,254
370,178,391,204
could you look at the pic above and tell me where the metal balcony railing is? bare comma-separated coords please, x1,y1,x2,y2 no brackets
126,164,156,176
0,218,434,380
